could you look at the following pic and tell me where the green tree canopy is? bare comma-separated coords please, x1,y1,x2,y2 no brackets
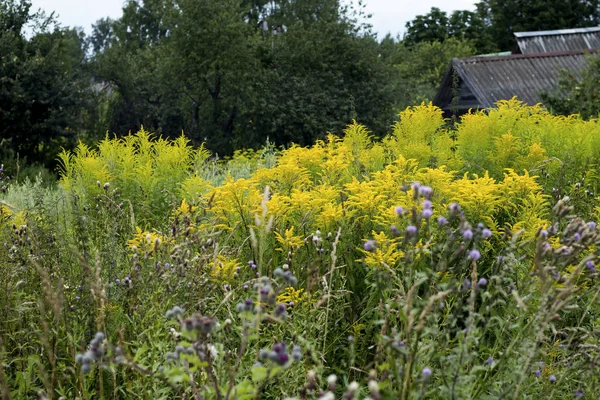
0,0,92,165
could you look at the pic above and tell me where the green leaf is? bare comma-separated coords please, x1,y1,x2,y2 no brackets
251,366,268,383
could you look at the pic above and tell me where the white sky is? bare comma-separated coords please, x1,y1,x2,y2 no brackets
29,0,478,40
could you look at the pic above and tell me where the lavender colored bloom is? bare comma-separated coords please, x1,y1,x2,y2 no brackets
575,390,583,397
539,229,548,239
422,209,433,219
549,375,556,383
411,182,421,191
243,284,249,290
406,225,417,235
438,216,447,226
573,232,581,241
289,301,295,307
586,260,596,273
482,229,492,238
115,279,120,284
419,186,433,198
588,221,597,230
422,367,432,377
224,284,230,291
395,206,405,216
391,225,399,235
463,229,473,240
422,200,432,209
469,250,481,261
478,278,487,287
486,357,494,366
535,369,541,377
364,240,377,252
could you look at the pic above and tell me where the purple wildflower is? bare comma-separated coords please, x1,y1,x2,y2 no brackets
422,199,432,209
422,209,433,219
422,367,432,377
419,186,433,198
438,216,447,226
486,357,494,366
588,222,596,230
463,229,473,240
586,260,596,273
406,225,417,235
535,369,541,377
395,206,405,216
482,229,492,238
364,240,377,252
549,375,556,383
469,249,481,261
478,277,487,287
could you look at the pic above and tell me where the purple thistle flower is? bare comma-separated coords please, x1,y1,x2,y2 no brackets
438,216,447,226
224,284,231,291
364,240,377,252
463,229,473,240
469,249,481,261
391,225,399,235
243,284,249,290
422,367,432,377
422,209,433,219
418,186,433,198
588,222,596,230
422,200,432,209
535,369,541,377
486,357,494,366
482,229,492,238
406,225,417,235
549,375,556,383
586,260,596,273
539,229,548,239
395,206,405,216
575,390,583,397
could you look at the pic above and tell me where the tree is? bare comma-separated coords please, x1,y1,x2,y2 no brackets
542,54,600,119
404,7,496,54
481,0,600,50
88,0,398,154
0,0,92,166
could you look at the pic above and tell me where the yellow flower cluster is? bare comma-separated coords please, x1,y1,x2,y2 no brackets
58,101,586,281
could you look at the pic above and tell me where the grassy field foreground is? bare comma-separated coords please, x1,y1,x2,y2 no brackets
1,100,600,399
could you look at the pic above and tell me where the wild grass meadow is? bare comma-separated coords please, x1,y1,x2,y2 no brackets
2,100,600,399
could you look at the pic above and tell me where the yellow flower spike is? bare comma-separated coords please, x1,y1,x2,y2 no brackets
274,227,304,253
360,231,404,270
277,287,305,305
210,255,241,281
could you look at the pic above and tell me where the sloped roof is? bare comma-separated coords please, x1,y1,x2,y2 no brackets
434,50,596,112
515,27,600,54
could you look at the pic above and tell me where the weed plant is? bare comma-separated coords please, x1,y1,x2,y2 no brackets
1,101,600,399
